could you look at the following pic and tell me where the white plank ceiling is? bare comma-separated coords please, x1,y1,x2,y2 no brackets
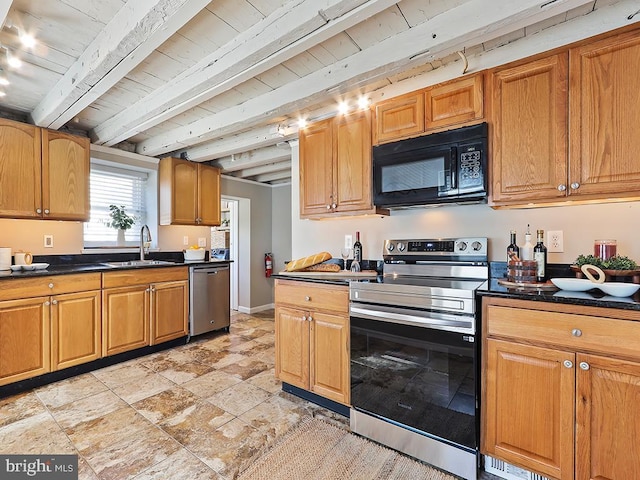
0,0,637,184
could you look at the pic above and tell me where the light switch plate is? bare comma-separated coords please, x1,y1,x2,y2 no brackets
183,236,189,246
345,235,353,249
198,237,206,247
44,235,53,248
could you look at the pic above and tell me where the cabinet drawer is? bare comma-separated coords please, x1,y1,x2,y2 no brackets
103,266,188,288
275,280,348,313
0,273,101,301
486,304,640,359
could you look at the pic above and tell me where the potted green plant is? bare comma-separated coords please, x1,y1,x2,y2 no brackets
107,205,135,245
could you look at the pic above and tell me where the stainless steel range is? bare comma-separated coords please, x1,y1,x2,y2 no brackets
349,237,488,480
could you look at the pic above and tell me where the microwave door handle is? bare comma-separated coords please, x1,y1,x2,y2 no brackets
450,147,458,190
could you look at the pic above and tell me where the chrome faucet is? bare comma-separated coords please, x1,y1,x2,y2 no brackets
140,225,152,260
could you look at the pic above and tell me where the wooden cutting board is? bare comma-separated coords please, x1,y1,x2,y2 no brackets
278,270,379,278
497,278,558,290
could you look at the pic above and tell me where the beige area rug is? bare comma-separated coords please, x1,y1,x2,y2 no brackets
238,417,458,480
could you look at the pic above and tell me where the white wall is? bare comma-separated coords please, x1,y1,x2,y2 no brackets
272,184,292,271
290,142,640,265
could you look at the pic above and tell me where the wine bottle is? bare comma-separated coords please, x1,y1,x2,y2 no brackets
533,229,547,282
353,231,362,263
521,224,534,261
507,230,520,262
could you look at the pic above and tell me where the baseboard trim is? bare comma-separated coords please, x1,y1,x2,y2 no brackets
237,303,275,314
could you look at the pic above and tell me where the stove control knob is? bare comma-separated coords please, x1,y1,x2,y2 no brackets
471,241,483,251
457,241,467,251
386,243,395,252
397,242,406,252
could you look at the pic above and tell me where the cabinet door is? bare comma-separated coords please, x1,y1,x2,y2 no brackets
576,353,640,480
0,297,50,386
490,54,568,204
51,290,101,370
197,164,221,226
160,157,198,225
569,30,640,198
426,74,483,130
150,280,188,345
483,338,574,480
0,119,41,219
334,109,373,214
275,306,309,388
41,129,90,221
310,311,349,405
299,119,333,216
102,285,150,356
373,91,424,144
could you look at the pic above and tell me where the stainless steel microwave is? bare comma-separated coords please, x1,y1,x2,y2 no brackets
373,123,488,208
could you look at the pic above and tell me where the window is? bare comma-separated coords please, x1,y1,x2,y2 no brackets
84,164,149,247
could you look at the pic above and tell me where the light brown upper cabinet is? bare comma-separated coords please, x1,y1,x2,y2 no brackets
373,91,425,145
373,74,484,145
490,26,640,206
299,109,386,218
159,157,221,226
0,118,90,220
425,74,483,130
489,53,569,204
568,29,640,199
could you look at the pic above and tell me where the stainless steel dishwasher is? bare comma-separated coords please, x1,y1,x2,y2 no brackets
189,263,230,336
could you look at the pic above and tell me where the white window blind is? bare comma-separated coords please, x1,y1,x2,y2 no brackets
84,164,148,246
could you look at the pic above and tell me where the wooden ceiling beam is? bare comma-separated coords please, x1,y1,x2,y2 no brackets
235,160,292,178
92,0,398,147
212,145,292,172
179,124,297,162
29,0,211,129
135,0,594,156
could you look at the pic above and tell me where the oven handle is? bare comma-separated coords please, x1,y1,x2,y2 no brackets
350,304,474,334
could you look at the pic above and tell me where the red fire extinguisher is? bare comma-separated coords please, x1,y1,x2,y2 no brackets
265,253,273,277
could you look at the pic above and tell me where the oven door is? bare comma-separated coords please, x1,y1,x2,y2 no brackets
350,308,477,451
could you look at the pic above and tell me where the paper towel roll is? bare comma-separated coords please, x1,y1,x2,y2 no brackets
0,248,11,271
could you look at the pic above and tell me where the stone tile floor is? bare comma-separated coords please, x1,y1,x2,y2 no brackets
0,310,498,480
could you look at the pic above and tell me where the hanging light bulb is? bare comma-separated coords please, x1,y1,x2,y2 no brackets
338,101,350,114
19,31,36,49
4,48,22,69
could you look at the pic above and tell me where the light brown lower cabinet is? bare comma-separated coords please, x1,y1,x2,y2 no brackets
275,279,350,405
482,296,640,480
0,273,101,386
102,267,188,356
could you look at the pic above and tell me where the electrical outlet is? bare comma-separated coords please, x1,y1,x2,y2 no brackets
345,235,353,249
198,237,206,247
183,236,189,246
44,235,53,248
548,230,563,253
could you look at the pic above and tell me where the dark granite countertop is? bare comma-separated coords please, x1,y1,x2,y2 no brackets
271,272,382,286
478,278,640,311
0,253,232,280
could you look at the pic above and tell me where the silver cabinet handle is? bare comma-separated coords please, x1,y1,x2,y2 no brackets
570,182,580,190
48,283,54,289
305,296,311,301
579,362,590,370
326,204,331,210
557,184,566,192
44,209,50,214
44,300,50,306
302,315,307,322
308,315,313,322
572,328,582,337
563,360,573,368
51,299,58,305
331,203,337,209
36,208,42,214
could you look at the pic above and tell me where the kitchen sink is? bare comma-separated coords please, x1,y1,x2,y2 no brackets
102,260,176,268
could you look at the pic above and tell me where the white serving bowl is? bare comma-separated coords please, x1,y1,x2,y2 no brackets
183,248,206,261
550,278,595,292
597,282,640,297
